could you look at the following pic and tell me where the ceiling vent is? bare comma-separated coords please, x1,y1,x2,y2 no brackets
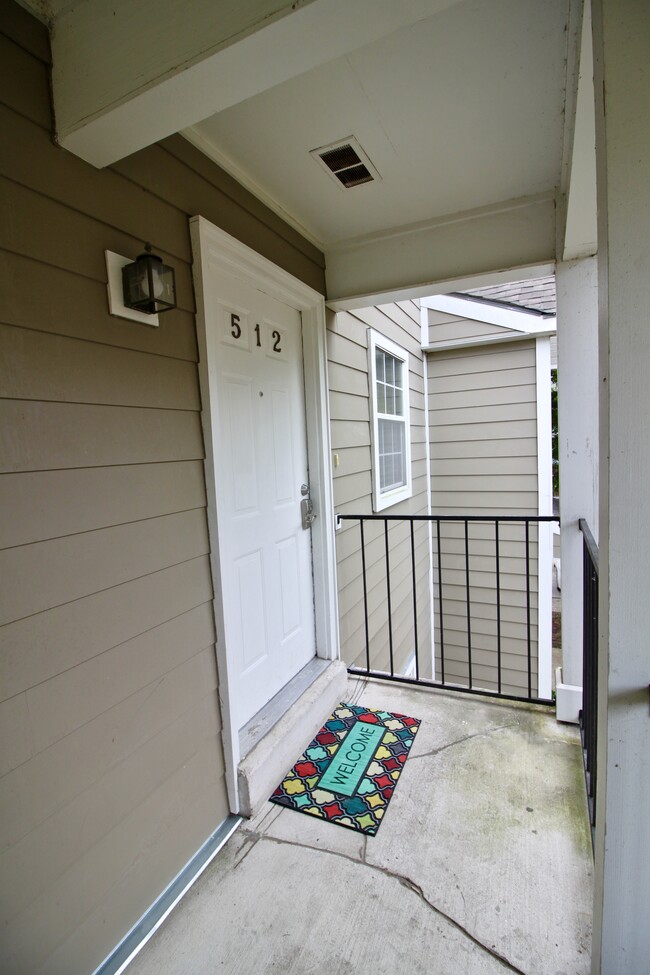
310,137,380,189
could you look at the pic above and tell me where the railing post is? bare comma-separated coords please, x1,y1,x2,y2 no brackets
579,517,599,841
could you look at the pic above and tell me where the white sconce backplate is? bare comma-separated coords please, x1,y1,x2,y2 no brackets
105,250,160,326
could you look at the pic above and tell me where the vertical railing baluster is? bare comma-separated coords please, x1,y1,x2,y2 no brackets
495,518,502,695
436,518,445,685
384,519,394,676
525,519,532,700
360,519,370,673
465,519,472,689
410,520,420,679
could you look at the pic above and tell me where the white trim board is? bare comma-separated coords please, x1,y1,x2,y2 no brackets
326,263,556,314
535,335,554,701
422,294,556,333
422,329,556,354
420,303,436,680
367,328,413,512
190,216,339,813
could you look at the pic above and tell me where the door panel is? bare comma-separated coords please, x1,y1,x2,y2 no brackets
209,272,316,729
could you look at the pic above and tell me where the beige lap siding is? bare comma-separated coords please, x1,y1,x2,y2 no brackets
328,300,433,679
427,339,541,697
0,3,325,973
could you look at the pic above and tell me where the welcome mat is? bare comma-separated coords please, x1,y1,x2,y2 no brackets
269,703,420,836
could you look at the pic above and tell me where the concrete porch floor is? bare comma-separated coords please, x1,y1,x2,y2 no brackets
128,678,593,975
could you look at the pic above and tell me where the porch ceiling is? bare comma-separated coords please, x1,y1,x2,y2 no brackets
189,0,571,248
22,0,587,301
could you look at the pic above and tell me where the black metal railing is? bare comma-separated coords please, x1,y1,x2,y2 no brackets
579,518,599,838
338,513,558,706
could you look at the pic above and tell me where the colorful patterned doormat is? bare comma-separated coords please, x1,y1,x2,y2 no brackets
269,703,421,836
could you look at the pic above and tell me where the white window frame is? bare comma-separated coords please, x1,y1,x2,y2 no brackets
368,329,412,512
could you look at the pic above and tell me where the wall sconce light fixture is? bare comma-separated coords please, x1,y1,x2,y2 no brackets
122,243,177,315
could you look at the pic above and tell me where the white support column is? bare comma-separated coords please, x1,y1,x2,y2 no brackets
591,0,650,971
555,257,598,721
535,335,553,702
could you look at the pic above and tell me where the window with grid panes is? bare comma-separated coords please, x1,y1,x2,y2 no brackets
368,330,412,511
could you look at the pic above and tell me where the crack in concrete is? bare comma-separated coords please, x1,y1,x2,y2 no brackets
408,723,517,760
244,830,529,974
232,830,261,871
395,874,528,975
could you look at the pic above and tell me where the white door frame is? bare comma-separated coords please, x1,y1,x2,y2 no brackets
190,217,339,814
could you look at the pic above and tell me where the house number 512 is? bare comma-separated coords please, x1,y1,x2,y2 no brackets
230,313,282,353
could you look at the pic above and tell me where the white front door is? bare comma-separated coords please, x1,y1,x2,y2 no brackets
208,269,317,729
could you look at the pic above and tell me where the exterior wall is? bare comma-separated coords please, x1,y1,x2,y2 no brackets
427,338,542,696
328,301,432,677
0,4,325,974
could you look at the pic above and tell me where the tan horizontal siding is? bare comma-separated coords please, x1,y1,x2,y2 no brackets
0,250,199,360
430,381,537,411
431,419,537,443
328,389,370,422
5,736,228,975
432,455,537,475
0,322,201,409
0,461,206,549
328,299,432,672
0,556,213,701
427,317,513,345
2,686,221,924
0,178,196,311
432,437,538,460
1,400,204,473
428,339,541,694
328,360,368,397
430,341,536,369
0,31,50,127
0,6,326,974
430,491,539,510
25,603,216,754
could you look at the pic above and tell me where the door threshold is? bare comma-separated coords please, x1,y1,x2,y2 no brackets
239,658,330,760
237,658,347,817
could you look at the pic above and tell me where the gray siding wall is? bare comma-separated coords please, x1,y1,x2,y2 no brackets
427,339,540,696
328,301,432,677
0,5,325,974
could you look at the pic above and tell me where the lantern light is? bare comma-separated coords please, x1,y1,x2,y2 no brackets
121,243,176,315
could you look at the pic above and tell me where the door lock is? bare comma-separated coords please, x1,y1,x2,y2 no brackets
301,496,316,530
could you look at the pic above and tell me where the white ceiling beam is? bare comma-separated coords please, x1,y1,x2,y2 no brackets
51,0,462,168
325,193,556,308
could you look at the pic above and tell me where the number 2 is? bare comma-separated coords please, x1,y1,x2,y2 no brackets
272,330,282,353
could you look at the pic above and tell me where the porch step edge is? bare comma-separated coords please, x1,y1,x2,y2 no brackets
237,659,347,818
